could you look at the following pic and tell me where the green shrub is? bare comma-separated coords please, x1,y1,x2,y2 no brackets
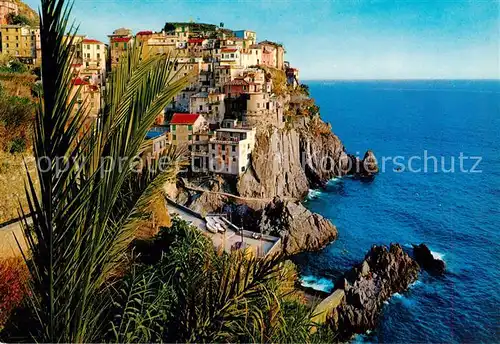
8,138,27,153
6,13,32,26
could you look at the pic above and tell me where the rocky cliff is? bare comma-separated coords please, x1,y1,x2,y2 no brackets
325,244,420,341
258,198,338,255
237,128,310,199
178,80,378,257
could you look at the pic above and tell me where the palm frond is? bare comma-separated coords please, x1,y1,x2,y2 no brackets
18,0,190,341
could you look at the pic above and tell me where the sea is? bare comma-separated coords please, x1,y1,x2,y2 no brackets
294,80,500,343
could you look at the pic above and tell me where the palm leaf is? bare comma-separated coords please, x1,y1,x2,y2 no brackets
17,0,191,341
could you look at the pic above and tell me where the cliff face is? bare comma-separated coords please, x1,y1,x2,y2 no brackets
237,116,347,199
259,198,338,256
300,117,347,186
237,128,310,199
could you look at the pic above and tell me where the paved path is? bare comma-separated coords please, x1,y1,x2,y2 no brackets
165,198,278,257
0,218,29,259
0,200,280,259
182,181,298,204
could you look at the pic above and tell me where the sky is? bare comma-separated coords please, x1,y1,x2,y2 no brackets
25,0,500,80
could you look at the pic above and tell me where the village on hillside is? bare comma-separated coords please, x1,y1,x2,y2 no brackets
0,0,301,176
104,25,300,176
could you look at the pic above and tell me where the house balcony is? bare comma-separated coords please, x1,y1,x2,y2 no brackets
210,137,242,144
191,150,209,156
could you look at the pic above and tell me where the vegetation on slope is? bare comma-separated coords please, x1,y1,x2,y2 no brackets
0,56,39,222
11,0,39,25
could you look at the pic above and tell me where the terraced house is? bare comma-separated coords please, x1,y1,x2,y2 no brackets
0,24,40,64
169,113,207,147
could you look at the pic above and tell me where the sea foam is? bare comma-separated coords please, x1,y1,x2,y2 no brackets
307,189,322,199
300,275,334,293
431,251,445,262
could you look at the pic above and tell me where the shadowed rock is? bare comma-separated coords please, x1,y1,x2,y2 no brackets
412,243,446,275
259,197,338,256
322,244,420,341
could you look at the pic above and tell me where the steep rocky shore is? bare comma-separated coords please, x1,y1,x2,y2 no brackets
325,244,420,341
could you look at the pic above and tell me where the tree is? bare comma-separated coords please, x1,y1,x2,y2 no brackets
6,13,32,26
8,60,27,73
1,1,337,342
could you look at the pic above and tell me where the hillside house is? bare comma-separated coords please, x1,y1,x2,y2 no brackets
169,113,207,147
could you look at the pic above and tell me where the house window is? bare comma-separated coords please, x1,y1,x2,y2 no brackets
188,135,192,141
230,53,234,58
241,166,245,172
124,43,127,48
222,144,225,150
173,134,177,140
196,135,199,141
87,44,90,49
211,144,215,149
222,155,226,160
188,125,193,131
232,146,236,152
115,43,118,47
257,103,260,108
199,105,202,111
232,157,236,162
97,53,100,58
171,125,176,131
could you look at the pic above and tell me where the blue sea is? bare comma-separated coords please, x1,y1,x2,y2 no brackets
295,80,500,343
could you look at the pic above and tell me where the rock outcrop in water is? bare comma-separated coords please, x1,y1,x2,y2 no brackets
345,150,379,180
412,243,446,275
324,244,420,341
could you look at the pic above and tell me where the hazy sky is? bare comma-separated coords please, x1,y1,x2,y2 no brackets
25,0,500,79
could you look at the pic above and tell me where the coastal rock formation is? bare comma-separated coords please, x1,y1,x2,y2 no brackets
237,115,376,199
345,150,380,180
412,243,446,275
325,244,420,341
188,191,226,215
300,118,346,186
259,198,338,255
238,128,310,199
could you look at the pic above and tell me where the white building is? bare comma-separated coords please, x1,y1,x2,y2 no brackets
189,91,225,124
208,126,256,175
220,47,240,66
81,38,106,83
